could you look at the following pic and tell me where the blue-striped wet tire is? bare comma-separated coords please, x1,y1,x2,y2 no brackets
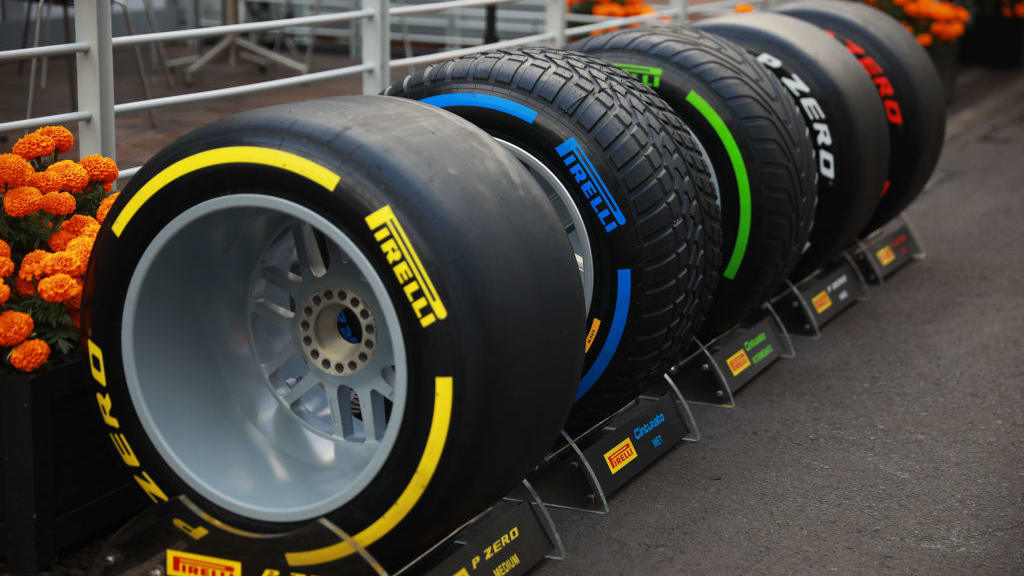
81,96,584,573
571,27,818,335
387,48,720,428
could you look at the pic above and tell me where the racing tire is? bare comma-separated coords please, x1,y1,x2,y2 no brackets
81,96,585,574
775,0,946,234
386,48,720,426
696,13,891,279
570,26,818,335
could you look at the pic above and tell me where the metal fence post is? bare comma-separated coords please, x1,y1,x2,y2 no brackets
361,0,390,94
545,0,565,48
75,0,116,158
670,0,687,23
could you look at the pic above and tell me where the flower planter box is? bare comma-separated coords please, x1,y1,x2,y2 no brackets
960,14,1024,68
928,41,959,104
0,359,147,573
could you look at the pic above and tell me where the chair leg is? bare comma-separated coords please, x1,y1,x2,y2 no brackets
40,0,52,92
115,0,158,127
26,0,47,119
19,0,33,74
143,0,174,87
64,1,77,111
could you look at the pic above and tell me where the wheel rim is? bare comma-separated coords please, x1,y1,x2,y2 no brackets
121,194,407,523
495,139,595,313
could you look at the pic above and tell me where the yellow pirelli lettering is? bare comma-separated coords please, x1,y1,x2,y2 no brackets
96,392,119,428
365,205,447,328
135,471,169,503
88,339,107,387
110,432,140,468
112,147,341,237
584,318,601,353
173,518,210,541
285,376,453,566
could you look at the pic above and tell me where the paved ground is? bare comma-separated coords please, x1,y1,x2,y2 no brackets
2,57,1022,576
531,67,1024,576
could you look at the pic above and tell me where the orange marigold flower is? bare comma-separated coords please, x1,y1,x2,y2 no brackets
96,192,119,224
734,2,755,12
19,250,49,281
0,310,34,347
15,276,35,295
917,32,933,46
0,282,9,305
46,160,90,194
102,181,113,193
38,273,82,303
38,192,77,215
42,251,84,277
1015,2,1024,17
10,339,50,373
34,126,74,154
65,236,94,267
61,214,99,237
0,153,35,189
0,257,14,278
29,170,64,194
13,132,55,160
954,5,969,21
0,239,10,259
48,230,76,251
4,186,41,217
79,222,100,239
79,154,119,184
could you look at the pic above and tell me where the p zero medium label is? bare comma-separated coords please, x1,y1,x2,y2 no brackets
556,137,627,232
876,245,895,267
726,349,752,376
604,437,638,474
167,550,241,576
365,205,448,327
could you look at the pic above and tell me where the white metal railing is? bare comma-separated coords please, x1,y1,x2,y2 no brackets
0,0,765,178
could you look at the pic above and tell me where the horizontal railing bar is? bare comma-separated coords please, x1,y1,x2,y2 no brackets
391,31,553,68
118,166,141,180
688,0,765,12
110,9,375,47
0,111,92,134
114,62,374,113
391,0,522,17
0,42,90,62
563,9,679,35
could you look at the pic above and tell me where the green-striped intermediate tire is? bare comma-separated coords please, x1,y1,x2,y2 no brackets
571,27,817,335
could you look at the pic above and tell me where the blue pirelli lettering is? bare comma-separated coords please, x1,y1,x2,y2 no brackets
555,138,626,232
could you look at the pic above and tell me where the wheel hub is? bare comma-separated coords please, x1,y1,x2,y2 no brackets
299,287,376,376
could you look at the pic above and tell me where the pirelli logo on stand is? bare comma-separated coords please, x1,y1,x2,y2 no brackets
604,437,638,474
812,290,833,314
726,349,751,376
167,550,241,576
365,205,448,328
556,137,627,233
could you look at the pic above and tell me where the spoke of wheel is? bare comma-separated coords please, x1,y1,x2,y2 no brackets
260,265,304,295
261,343,299,376
328,388,354,438
293,222,327,280
254,298,294,328
360,390,388,442
282,371,321,405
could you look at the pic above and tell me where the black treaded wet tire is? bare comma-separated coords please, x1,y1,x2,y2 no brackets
696,13,891,279
571,26,817,335
775,0,946,234
387,48,719,427
81,96,584,574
